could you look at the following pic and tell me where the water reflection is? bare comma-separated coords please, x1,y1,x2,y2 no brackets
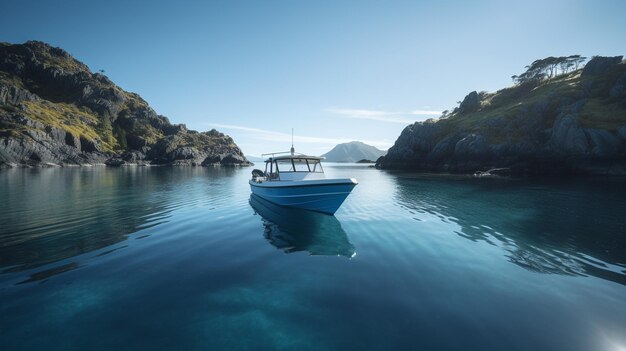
16,262,80,285
392,175,626,285
249,194,355,257
0,167,218,273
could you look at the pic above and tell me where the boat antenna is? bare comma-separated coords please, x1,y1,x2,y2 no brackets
290,128,294,155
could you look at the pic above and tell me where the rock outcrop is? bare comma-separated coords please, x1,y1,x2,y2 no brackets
581,55,623,77
457,91,481,114
0,41,250,168
377,56,626,175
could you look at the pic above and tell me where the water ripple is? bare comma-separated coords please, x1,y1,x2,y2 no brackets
389,174,626,286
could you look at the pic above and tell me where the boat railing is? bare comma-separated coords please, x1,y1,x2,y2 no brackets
261,151,308,157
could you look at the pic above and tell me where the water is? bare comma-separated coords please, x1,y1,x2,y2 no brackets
1,165,625,351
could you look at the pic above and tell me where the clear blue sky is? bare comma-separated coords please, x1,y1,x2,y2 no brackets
1,0,625,156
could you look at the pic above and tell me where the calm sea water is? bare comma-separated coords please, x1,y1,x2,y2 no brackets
1,165,625,351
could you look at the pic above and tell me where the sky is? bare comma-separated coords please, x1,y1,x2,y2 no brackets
1,0,625,156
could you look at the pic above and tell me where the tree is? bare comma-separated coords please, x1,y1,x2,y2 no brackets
513,55,587,85
569,55,587,70
514,60,547,84
559,59,574,74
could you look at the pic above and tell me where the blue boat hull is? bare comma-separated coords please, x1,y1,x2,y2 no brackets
249,179,357,215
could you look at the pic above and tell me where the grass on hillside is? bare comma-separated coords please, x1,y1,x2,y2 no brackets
579,99,626,130
0,72,25,89
21,100,119,152
437,68,625,142
37,46,90,73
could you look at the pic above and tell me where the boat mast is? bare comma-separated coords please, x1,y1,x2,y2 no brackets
290,128,294,155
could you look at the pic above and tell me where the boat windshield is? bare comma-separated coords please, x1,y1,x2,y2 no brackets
308,159,323,173
266,158,324,175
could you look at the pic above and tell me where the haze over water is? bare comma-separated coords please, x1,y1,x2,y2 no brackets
1,166,625,350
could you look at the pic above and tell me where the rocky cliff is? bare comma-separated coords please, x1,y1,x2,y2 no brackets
0,41,250,167
376,56,626,175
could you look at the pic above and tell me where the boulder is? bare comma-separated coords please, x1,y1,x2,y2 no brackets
454,134,489,158
0,131,95,166
126,134,148,149
45,125,66,143
385,121,441,161
79,135,99,152
0,85,39,105
550,115,589,155
582,56,623,77
458,91,480,114
121,150,145,163
162,123,187,136
201,155,221,165
168,146,199,161
105,157,125,166
584,129,621,157
220,153,248,165
610,71,626,102
429,135,460,160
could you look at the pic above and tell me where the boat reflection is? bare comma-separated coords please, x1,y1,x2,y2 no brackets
249,194,355,257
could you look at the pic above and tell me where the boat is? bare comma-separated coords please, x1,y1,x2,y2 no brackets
249,146,358,215
249,194,355,257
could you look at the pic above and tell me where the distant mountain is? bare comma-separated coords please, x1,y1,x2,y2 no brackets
321,141,387,163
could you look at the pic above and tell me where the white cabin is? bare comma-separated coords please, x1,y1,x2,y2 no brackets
263,155,326,181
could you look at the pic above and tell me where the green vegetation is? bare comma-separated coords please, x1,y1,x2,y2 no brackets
511,55,586,84
169,131,236,150
21,100,119,152
0,71,25,88
28,41,90,73
579,99,626,130
112,124,128,149
436,57,626,143
0,117,27,136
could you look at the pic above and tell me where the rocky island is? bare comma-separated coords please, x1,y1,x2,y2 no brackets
376,55,626,175
0,41,250,168
321,141,386,163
